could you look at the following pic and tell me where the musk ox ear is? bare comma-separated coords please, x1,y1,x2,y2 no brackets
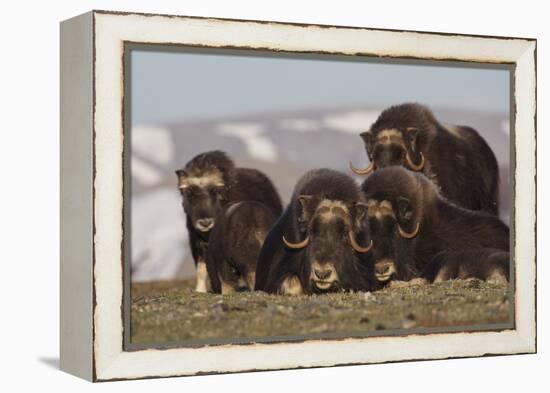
175,168,188,177
404,127,419,152
359,130,375,156
175,169,189,189
396,196,414,221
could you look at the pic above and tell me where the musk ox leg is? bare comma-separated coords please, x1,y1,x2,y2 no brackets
433,268,452,283
246,272,256,290
486,269,508,284
278,275,304,296
195,260,211,293
486,252,509,284
220,281,235,295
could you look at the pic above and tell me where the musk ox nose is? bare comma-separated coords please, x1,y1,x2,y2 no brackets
314,267,333,280
375,264,391,275
195,218,214,232
311,262,338,290
375,149,400,168
375,260,396,282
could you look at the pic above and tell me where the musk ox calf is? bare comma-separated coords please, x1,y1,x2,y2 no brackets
205,201,277,294
255,169,378,295
175,150,283,292
350,103,500,215
361,167,509,285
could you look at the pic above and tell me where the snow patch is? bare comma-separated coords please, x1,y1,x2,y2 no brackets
131,188,191,282
132,125,175,165
279,118,320,132
500,119,510,135
132,156,163,187
323,110,381,134
217,122,277,162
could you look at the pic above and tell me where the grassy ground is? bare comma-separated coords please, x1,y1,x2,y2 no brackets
130,279,510,345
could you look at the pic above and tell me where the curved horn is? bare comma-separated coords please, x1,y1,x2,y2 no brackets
349,161,375,176
405,152,425,171
283,235,310,249
349,233,373,253
397,222,420,239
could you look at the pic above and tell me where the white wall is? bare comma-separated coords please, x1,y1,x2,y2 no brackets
0,0,546,391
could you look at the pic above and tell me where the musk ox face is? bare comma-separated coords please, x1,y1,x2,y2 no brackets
350,128,425,175
283,196,372,293
175,168,227,233
365,197,421,284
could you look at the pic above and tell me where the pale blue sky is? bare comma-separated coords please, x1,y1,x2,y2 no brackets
130,48,510,126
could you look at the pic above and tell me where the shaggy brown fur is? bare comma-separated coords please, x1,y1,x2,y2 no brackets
361,167,509,285
354,103,500,215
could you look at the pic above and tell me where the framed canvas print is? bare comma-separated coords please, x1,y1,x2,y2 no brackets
60,10,536,382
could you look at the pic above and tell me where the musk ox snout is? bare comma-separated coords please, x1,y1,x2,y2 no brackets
195,217,215,232
375,260,397,282
310,261,339,290
373,145,404,168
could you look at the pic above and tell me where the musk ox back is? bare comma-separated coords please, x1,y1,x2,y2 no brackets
205,201,277,294
255,168,378,295
350,103,500,215
175,150,283,292
361,167,509,285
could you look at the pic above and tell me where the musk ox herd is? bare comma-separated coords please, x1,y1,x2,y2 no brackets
175,103,510,296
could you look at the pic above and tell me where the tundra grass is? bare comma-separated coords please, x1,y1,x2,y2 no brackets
130,279,510,345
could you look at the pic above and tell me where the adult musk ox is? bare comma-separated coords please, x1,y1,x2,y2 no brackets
175,150,283,292
350,103,500,215
205,201,277,294
361,167,509,285
255,169,378,295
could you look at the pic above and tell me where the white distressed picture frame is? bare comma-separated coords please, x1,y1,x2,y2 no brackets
60,10,536,382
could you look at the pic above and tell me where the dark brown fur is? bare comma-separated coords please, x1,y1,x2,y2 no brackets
205,201,277,294
357,103,500,215
423,249,509,283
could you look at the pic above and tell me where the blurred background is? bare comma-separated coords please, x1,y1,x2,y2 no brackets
129,47,511,282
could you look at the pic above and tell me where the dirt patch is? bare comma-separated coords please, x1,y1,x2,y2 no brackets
130,279,511,345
